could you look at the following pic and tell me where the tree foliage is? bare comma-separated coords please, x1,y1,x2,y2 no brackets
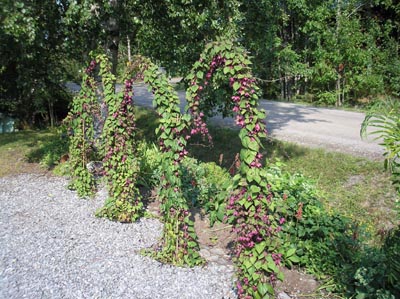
239,0,400,105
2,0,399,126
0,0,71,127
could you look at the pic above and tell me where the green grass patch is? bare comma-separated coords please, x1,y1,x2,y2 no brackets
279,147,398,235
0,130,57,177
0,129,69,177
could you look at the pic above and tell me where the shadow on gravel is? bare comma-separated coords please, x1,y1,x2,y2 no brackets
261,101,329,135
135,107,308,170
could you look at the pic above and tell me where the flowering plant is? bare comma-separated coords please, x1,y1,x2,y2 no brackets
186,39,284,298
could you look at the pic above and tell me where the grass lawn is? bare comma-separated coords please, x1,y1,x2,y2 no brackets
0,130,57,177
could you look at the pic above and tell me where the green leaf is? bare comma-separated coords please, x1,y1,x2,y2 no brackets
286,248,296,257
186,73,194,80
258,283,272,296
250,185,261,194
216,203,226,221
233,81,241,91
289,255,300,263
255,242,266,255
234,65,243,72
244,200,252,210
248,139,259,151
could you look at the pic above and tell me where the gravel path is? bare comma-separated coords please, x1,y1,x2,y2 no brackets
131,86,384,161
0,174,236,299
68,81,384,160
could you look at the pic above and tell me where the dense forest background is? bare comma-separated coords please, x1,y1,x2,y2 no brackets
1,0,399,127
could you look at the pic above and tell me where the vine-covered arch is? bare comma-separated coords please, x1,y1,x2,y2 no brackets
186,41,268,172
66,53,203,266
185,40,283,298
64,57,102,197
125,55,203,266
66,43,285,295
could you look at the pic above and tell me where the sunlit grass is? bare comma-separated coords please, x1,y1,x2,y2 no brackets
0,130,55,177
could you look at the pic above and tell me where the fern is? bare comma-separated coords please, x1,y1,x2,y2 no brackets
361,98,400,194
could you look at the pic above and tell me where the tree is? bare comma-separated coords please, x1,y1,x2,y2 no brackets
239,0,400,105
1,0,71,127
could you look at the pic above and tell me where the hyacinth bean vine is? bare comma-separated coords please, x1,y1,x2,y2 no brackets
95,54,144,222
126,56,203,266
64,59,99,197
66,54,143,221
186,40,284,298
66,53,203,266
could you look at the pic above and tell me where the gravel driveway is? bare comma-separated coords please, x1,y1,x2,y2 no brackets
126,85,383,160
0,174,235,299
68,81,384,160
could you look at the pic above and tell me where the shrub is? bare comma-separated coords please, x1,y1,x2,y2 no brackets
256,162,357,280
180,157,231,225
381,227,400,297
361,97,400,195
265,161,400,297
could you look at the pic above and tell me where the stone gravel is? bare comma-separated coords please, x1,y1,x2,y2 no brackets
0,174,236,299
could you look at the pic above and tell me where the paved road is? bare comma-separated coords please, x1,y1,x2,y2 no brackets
67,82,384,160
131,85,384,160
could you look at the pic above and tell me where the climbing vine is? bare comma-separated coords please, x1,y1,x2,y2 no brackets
64,59,99,197
186,39,284,298
95,54,144,222
66,53,203,266
125,56,203,266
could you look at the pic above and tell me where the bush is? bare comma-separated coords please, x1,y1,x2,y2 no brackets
133,143,232,226
136,141,164,188
263,162,358,279
180,157,231,225
316,91,337,106
350,228,400,299
264,161,400,297
382,227,400,297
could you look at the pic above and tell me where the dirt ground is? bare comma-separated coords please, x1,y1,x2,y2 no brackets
194,212,326,299
147,199,326,299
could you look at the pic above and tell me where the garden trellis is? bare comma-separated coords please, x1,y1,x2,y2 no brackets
66,40,284,298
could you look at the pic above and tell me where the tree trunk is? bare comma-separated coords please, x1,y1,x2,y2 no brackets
48,99,54,128
107,17,119,76
336,75,342,107
106,0,120,76
127,35,132,62
335,0,342,107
